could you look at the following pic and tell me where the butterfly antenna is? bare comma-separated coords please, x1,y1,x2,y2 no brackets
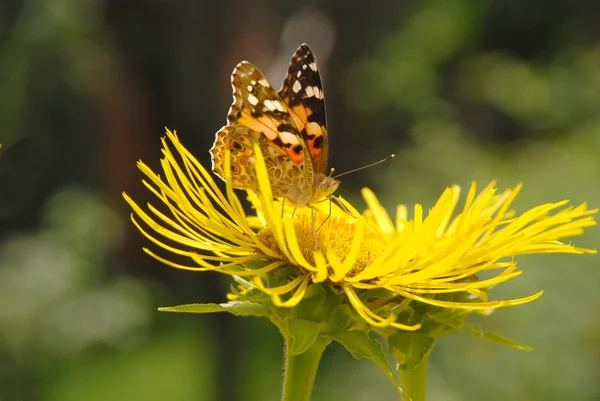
333,154,395,179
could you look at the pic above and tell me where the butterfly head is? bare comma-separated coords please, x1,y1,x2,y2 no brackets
310,173,340,204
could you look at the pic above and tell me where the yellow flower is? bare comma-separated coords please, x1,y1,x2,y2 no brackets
123,128,597,331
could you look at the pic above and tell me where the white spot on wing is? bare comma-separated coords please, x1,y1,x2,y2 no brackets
297,71,302,78
305,86,315,97
308,62,318,71
248,94,259,106
302,64,307,70
247,85,253,91
292,80,302,93
251,80,257,85
258,79,269,87
263,99,286,112
306,121,322,136
265,99,281,111
279,131,300,145
263,99,275,111
313,86,323,99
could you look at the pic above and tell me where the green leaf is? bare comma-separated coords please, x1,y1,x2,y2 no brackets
420,307,470,337
284,319,322,356
293,285,330,321
460,322,532,351
332,331,400,392
158,301,269,317
388,331,436,371
321,305,356,334
302,283,327,299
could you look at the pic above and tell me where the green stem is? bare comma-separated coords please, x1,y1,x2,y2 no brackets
397,354,428,401
281,336,330,401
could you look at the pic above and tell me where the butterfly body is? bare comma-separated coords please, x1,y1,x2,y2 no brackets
210,44,339,207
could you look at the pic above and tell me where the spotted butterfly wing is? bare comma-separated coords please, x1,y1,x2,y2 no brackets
210,61,316,205
225,61,310,165
278,44,329,176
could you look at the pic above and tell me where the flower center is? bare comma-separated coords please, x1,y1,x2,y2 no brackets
257,212,387,278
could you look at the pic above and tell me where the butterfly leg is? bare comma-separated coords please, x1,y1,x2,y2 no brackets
316,196,333,232
311,207,318,249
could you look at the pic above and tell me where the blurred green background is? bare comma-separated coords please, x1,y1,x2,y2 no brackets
0,1,598,400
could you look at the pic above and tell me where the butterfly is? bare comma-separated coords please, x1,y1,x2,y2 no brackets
210,44,339,207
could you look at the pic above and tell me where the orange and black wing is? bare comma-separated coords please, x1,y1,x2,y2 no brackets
226,61,309,166
278,44,329,176
210,59,316,203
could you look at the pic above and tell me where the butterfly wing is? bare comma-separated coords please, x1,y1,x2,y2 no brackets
278,44,329,176
210,61,316,205
227,61,310,167
211,125,312,203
